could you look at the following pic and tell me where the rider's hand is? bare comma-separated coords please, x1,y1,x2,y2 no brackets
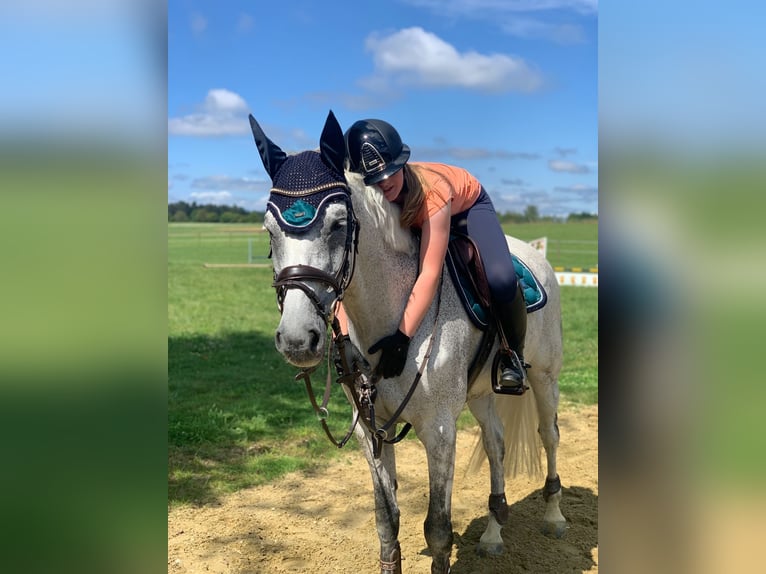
368,330,410,378
333,334,361,376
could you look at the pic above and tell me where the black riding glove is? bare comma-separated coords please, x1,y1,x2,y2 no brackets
368,329,410,378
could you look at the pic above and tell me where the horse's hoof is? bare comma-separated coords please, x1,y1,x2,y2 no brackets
541,520,568,538
476,542,504,556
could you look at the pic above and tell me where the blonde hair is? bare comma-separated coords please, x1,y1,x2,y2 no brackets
399,164,455,229
345,170,415,255
399,164,425,228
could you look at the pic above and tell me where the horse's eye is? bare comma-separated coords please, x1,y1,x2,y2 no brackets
330,220,345,233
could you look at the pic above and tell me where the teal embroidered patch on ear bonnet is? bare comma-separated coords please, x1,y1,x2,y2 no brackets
281,199,316,226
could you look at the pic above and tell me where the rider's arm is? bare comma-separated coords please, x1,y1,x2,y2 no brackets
335,302,349,335
398,203,450,337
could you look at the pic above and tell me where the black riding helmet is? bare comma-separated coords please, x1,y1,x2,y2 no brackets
345,119,411,185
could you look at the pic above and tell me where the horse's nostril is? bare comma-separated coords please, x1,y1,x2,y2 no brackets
275,330,282,347
308,328,321,352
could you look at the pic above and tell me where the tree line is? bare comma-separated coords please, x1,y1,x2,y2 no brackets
168,201,264,223
168,201,596,224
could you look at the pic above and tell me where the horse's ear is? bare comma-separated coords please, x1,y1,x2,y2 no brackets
248,114,287,181
319,110,345,175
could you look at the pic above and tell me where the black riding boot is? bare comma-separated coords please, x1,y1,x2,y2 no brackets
495,284,527,390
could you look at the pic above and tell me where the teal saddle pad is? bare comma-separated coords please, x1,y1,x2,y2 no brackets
445,239,548,331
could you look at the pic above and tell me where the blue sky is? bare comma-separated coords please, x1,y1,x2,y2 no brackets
168,0,598,217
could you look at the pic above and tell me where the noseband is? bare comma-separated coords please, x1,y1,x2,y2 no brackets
272,196,359,323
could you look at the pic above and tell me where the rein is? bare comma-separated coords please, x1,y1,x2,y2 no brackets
294,353,360,449
364,276,443,458
296,272,444,459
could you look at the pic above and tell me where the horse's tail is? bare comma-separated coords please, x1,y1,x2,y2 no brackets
467,387,544,479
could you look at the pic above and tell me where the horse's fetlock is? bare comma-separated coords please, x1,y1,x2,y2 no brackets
488,492,509,525
424,514,453,555
380,541,402,573
543,475,562,502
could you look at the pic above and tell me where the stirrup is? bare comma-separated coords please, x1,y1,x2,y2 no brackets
494,379,526,396
492,351,529,396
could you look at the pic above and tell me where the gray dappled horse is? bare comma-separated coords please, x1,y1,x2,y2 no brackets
250,111,566,574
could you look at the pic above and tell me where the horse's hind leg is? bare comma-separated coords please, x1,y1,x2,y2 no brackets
467,394,508,556
355,426,402,573
529,370,567,537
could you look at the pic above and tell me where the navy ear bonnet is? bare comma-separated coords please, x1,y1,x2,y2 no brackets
249,111,349,234
267,151,350,233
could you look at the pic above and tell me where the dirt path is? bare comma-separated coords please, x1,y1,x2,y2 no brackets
168,404,598,573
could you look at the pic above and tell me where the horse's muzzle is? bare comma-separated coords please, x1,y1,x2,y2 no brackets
275,312,326,368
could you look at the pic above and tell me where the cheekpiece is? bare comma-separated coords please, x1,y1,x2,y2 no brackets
267,151,349,233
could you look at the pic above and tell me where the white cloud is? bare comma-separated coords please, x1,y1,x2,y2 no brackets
501,18,586,44
402,0,597,16
400,0,596,43
414,146,539,162
204,89,247,113
548,159,590,173
168,89,249,137
191,175,267,192
554,183,598,200
190,12,207,34
189,191,234,205
363,27,543,93
237,13,254,33
497,150,540,160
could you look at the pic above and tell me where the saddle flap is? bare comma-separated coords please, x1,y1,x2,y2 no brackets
448,233,491,309
446,232,549,330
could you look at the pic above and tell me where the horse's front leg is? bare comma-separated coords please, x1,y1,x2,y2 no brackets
419,419,457,574
355,425,402,573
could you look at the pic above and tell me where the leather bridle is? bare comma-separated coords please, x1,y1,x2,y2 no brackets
271,195,359,325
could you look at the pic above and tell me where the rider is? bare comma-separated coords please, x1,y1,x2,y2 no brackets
343,119,528,392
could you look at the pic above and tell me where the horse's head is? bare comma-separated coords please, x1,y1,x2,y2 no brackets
250,111,356,367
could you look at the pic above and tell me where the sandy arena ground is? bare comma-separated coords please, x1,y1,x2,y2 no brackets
169,404,598,573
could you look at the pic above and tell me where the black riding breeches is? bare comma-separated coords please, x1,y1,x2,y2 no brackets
450,187,518,304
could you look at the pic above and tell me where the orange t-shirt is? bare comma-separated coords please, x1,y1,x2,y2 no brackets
398,162,482,337
408,162,482,227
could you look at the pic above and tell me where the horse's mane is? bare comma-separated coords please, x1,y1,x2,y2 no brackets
345,171,416,256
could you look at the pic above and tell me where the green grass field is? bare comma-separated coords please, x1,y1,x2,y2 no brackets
168,221,597,506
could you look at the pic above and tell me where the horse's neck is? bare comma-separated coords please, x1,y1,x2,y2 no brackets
342,176,418,345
